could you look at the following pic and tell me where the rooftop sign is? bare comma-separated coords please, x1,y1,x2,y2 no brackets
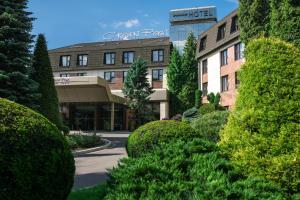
103,29,169,41
170,6,217,22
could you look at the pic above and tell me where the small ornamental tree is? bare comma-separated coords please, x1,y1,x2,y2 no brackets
31,34,63,130
167,48,183,95
122,58,153,128
219,38,300,194
0,0,40,110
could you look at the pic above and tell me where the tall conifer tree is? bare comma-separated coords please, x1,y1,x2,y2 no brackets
0,0,40,109
31,34,63,130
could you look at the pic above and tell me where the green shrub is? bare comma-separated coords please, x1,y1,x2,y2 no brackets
127,120,199,157
198,103,216,115
191,111,229,142
219,38,300,194
0,98,75,200
182,107,199,122
66,134,102,149
106,139,286,200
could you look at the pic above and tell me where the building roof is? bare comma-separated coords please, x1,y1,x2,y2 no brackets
170,6,216,12
49,37,170,53
196,9,240,59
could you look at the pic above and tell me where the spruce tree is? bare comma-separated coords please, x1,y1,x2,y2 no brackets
270,0,300,49
0,0,40,109
180,32,198,109
167,48,183,95
238,0,270,44
31,34,63,130
122,58,153,127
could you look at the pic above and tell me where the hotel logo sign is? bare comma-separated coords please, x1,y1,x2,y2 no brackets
103,29,169,41
170,7,217,22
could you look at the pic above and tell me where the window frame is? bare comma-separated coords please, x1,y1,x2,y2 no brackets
235,72,240,88
230,15,239,33
104,52,116,65
152,69,163,81
59,55,71,67
234,42,244,60
77,54,88,67
202,82,208,96
220,49,228,66
199,36,207,52
202,59,208,74
123,51,135,64
123,71,128,83
221,75,229,92
104,71,116,83
217,23,226,41
152,49,164,63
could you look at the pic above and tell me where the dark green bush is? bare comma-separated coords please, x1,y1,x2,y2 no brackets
0,98,75,200
219,38,300,193
106,139,286,200
182,107,199,122
66,134,103,149
191,111,229,142
198,103,216,115
127,120,199,157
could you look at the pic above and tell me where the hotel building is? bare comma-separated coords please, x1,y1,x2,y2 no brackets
196,9,245,109
49,37,170,131
169,6,217,53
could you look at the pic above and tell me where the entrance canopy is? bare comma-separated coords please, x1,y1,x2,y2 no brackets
54,76,125,104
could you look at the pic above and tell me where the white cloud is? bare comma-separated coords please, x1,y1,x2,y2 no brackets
226,0,238,4
113,19,140,29
98,22,108,29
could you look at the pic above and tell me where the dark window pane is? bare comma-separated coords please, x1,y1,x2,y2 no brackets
202,59,208,74
217,23,226,41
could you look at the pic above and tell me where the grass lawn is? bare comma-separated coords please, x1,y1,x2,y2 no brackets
68,184,107,200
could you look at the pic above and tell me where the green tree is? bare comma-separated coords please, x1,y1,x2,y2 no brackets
219,38,300,193
167,48,183,95
122,58,153,127
207,92,221,108
179,32,198,109
31,34,63,130
270,0,300,49
238,0,270,44
0,0,40,109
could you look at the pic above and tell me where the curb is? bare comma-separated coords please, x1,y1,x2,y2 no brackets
72,139,112,157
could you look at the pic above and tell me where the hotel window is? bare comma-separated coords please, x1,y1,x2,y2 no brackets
220,49,228,66
202,59,208,74
123,51,134,64
234,42,245,60
199,36,207,52
77,54,88,66
104,52,116,65
104,71,115,83
202,82,208,96
217,23,226,41
123,71,128,83
152,69,163,81
59,55,71,67
235,72,240,88
221,75,229,92
77,73,86,76
231,15,239,33
60,73,70,77
152,49,164,62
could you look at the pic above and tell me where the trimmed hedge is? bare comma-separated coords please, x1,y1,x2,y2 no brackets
0,98,75,200
127,120,199,157
191,111,229,142
219,38,300,194
106,139,286,200
198,103,216,115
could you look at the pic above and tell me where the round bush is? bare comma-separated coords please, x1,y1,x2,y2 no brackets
127,120,199,157
0,98,75,200
198,103,216,115
219,38,300,193
191,111,229,142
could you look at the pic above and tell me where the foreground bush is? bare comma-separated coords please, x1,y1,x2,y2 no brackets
0,98,75,200
198,103,216,115
106,139,286,200
182,107,199,122
191,111,229,142
219,38,300,193
127,120,198,157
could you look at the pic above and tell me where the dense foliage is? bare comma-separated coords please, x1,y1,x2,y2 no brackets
198,103,216,115
182,107,199,122
127,120,199,157
0,0,40,110
191,111,229,143
122,58,153,127
219,38,300,193
106,139,285,200
31,34,63,130
66,134,103,149
0,98,75,200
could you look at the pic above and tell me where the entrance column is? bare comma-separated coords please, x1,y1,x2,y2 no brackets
110,103,115,131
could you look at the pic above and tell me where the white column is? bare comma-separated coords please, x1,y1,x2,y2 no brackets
160,101,169,120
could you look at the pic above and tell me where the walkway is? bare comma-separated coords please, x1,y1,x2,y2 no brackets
72,132,129,189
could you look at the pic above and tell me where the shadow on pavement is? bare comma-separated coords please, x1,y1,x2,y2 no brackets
75,153,123,158
73,172,108,189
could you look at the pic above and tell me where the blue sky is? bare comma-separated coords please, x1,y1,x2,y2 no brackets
28,0,238,49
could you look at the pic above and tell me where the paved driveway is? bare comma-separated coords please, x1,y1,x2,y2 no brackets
72,132,129,189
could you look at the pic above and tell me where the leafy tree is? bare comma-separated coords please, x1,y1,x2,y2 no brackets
0,0,40,109
167,48,183,95
122,58,153,128
207,92,221,108
180,32,198,109
31,34,63,130
238,0,270,44
195,90,202,108
270,0,300,49
219,38,300,193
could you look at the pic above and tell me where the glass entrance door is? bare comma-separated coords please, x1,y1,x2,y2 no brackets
73,105,95,131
